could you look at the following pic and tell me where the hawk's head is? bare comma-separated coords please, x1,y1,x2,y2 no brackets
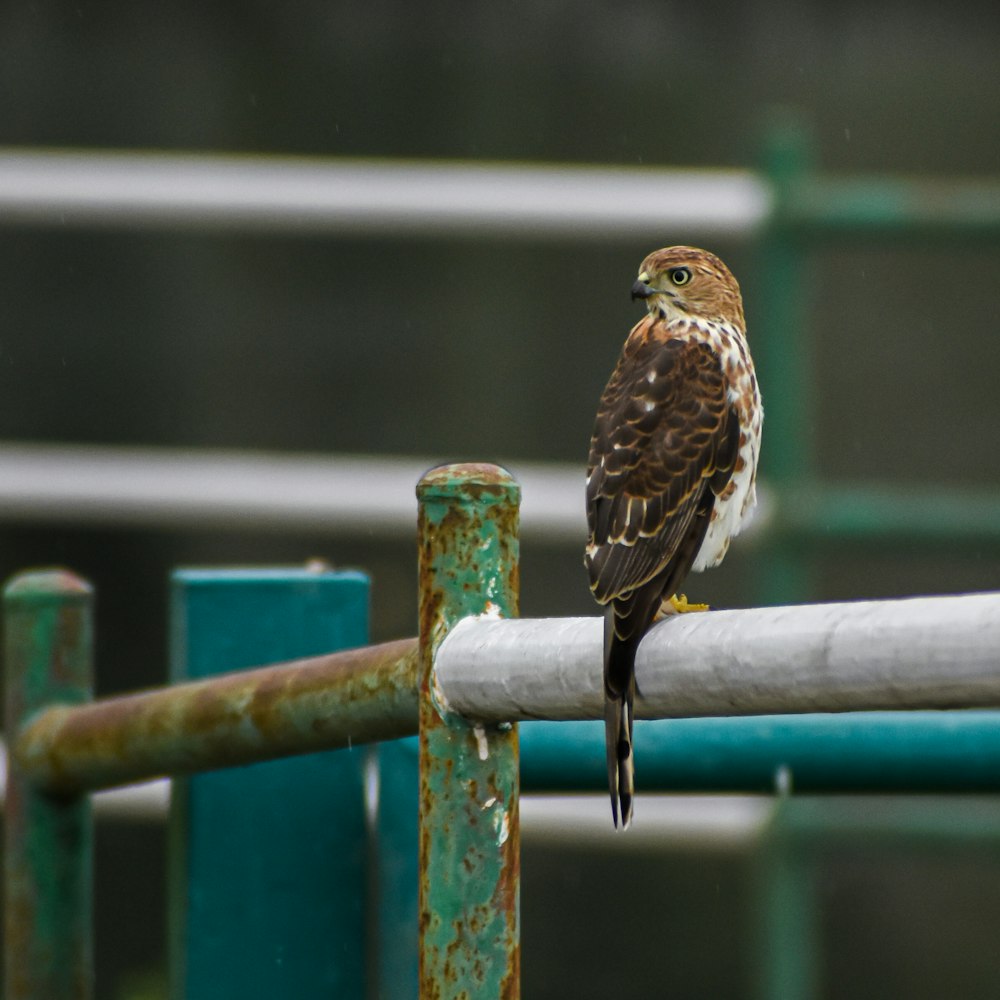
630,246,745,329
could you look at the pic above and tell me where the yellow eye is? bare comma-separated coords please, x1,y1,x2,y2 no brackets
669,267,692,286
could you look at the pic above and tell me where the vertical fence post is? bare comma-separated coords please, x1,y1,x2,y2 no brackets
4,570,94,1000
752,804,821,1000
168,566,370,999
416,463,521,999
755,113,816,605
372,735,419,999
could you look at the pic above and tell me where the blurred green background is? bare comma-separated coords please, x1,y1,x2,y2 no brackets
1,1,1000,997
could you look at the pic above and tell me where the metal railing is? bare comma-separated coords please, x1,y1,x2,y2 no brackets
3,132,1000,590
0,148,768,238
4,128,1000,999
2,144,998,240
6,440,1000,555
7,464,1000,999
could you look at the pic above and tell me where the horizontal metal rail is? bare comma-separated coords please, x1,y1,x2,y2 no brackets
6,441,1000,549
0,441,589,542
435,593,1000,721
0,149,769,239
16,637,418,795
520,713,1000,794
0,764,772,847
775,483,1000,549
785,176,1000,240
15,706,1000,809
2,148,998,240
15,585,1000,798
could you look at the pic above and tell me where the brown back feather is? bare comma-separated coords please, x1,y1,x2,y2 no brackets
586,333,739,607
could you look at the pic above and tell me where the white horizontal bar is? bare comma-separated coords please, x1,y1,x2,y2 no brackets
0,744,170,821
105,788,770,845
520,794,771,849
0,739,770,844
0,149,771,239
0,441,597,541
435,593,1000,721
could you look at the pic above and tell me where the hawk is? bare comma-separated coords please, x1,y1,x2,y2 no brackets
585,246,762,828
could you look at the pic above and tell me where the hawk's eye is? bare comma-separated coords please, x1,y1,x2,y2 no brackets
669,267,692,286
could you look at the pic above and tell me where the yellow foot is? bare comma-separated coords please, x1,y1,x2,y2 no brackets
655,593,710,619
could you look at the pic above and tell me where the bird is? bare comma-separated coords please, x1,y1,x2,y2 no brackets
585,246,762,828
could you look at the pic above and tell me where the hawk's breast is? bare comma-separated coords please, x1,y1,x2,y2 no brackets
691,322,762,572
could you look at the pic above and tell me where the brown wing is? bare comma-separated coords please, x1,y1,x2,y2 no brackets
585,331,740,605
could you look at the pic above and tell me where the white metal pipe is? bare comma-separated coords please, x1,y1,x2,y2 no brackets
434,593,1000,721
0,149,771,239
0,741,772,843
0,441,596,540
0,442,776,543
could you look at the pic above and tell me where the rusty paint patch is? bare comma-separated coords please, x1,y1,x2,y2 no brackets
417,464,521,999
16,637,420,794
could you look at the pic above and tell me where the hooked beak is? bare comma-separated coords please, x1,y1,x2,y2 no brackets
631,278,656,301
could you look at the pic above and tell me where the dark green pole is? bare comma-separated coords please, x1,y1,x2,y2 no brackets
4,570,94,1000
755,113,817,604
417,464,521,999
752,804,821,1000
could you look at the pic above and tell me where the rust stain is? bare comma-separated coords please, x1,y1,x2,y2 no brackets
417,464,521,999
17,637,420,794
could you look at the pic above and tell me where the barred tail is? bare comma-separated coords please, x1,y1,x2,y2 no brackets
603,614,638,829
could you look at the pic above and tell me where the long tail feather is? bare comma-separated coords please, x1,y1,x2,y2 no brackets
603,677,635,829
603,611,638,829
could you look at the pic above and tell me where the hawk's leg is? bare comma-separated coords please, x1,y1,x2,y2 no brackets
654,593,710,620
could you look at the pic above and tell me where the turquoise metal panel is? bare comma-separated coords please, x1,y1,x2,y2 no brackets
373,736,419,1000
168,567,369,1000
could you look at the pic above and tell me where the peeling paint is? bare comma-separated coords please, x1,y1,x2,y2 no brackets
496,810,510,847
417,464,521,1000
430,662,455,719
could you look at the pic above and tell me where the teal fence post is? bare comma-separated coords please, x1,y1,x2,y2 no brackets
416,464,521,999
168,566,370,999
3,570,94,1000
372,735,419,999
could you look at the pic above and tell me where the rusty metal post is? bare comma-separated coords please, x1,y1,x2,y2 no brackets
4,570,94,1000
417,464,521,999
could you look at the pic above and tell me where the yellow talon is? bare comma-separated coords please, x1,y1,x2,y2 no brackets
654,593,710,619
671,593,709,613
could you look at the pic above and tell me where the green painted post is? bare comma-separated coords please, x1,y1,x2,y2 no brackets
4,570,94,1000
755,114,817,605
752,804,821,1000
416,464,521,999
168,567,370,1000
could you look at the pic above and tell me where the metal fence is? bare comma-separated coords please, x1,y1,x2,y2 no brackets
3,130,1000,600
4,130,1000,999
7,463,1000,999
